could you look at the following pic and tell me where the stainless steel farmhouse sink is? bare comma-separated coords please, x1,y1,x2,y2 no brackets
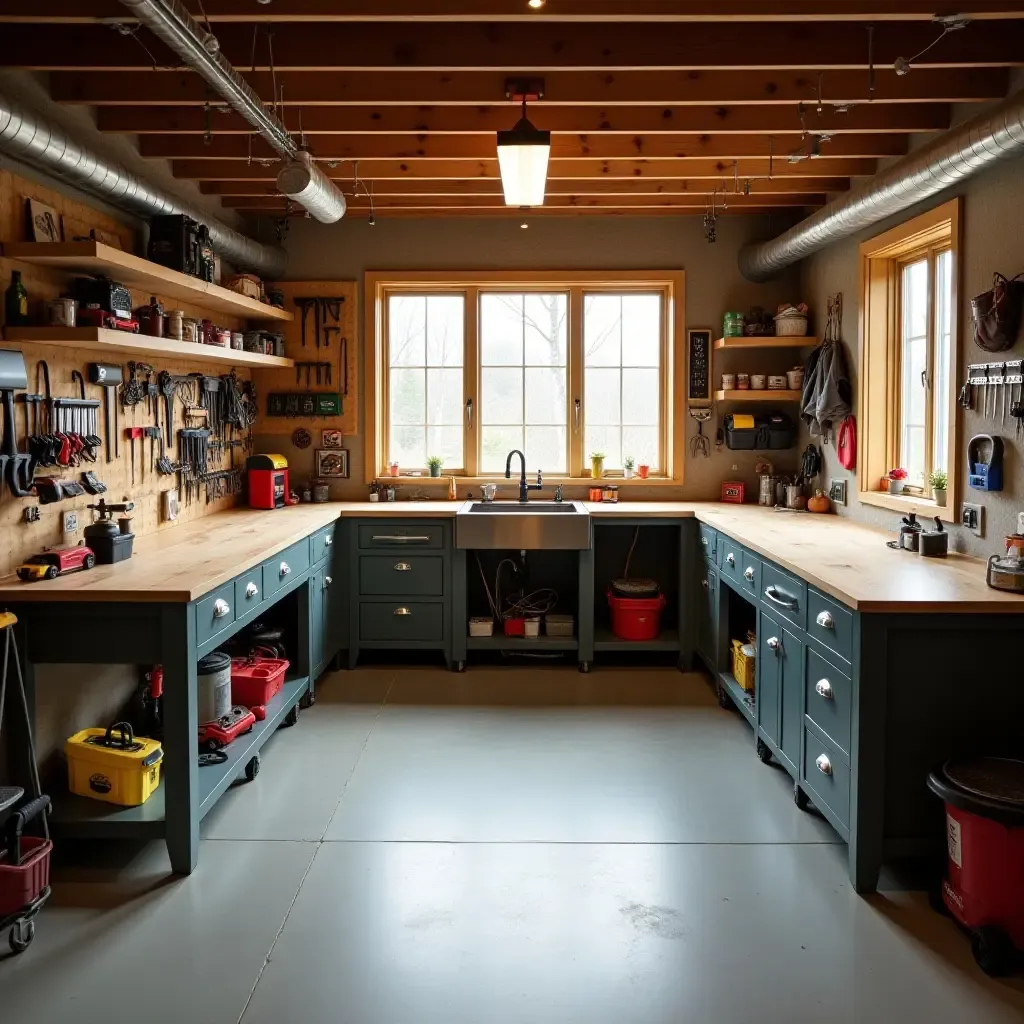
455,501,591,550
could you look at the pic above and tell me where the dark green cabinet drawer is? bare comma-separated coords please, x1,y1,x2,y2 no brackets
263,540,311,598
740,550,761,599
718,539,744,584
234,568,264,617
360,602,444,642
310,524,337,565
195,583,235,646
357,524,445,550
761,562,807,631
804,647,852,759
699,524,717,561
359,555,444,597
802,721,850,831
806,588,853,664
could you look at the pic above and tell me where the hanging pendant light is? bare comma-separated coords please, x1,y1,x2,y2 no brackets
497,96,550,208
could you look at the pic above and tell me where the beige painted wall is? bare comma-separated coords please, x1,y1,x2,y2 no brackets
260,211,804,502
800,154,1024,557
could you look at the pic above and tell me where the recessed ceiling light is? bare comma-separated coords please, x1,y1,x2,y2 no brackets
521,222,529,229
528,0,545,8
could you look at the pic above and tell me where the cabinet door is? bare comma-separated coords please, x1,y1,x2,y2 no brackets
322,561,343,668
310,566,325,675
696,565,718,667
757,610,782,748
778,627,805,774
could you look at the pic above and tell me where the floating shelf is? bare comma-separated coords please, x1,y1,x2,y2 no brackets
715,389,802,402
2,241,292,323
3,326,295,369
714,336,817,350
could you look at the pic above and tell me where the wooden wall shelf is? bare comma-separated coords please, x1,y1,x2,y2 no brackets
715,389,802,402
3,326,295,369
714,336,817,350
2,242,292,323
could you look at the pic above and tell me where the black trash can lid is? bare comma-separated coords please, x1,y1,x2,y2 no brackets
943,757,1024,807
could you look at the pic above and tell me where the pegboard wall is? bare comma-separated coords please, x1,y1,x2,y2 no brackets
0,168,257,578
255,279,358,437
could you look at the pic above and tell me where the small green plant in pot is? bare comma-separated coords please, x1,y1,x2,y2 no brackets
929,468,948,507
624,456,635,480
590,452,606,479
427,455,444,478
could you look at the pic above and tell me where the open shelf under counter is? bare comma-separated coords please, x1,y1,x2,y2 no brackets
594,628,680,653
715,389,802,402
4,326,295,369
2,241,292,323
714,336,817,350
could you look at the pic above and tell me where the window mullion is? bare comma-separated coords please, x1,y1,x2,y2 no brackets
464,287,479,477
924,250,937,485
569,288,584,477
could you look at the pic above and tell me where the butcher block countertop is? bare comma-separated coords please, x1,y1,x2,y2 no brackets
0,499,1018,613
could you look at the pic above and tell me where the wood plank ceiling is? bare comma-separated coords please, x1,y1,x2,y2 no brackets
2,2,1022,220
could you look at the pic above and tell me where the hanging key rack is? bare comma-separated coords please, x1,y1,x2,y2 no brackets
964,360,1024,426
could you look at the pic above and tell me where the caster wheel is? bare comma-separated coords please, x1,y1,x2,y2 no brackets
579,662,591,674
716,682,731,709
244,754,261,782
283,703,299,728
971,925,1016,977
794,784,810,811
9,919,34,954
202,738,220,754
756,739,773,764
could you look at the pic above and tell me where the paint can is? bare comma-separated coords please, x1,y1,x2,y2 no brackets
197,651,232,725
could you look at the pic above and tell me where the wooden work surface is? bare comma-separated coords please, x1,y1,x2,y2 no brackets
0,505,342,604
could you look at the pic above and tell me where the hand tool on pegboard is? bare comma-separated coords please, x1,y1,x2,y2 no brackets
295,362,331,387
124,427,144,485
294,297,315,348
88,363,123,463
0,349,33,497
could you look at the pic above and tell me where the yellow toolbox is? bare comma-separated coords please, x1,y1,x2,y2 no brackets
731,638,756,692
65,722,163,806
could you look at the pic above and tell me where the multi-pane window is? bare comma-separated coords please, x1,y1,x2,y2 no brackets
898,247,953,489
372,273,679,481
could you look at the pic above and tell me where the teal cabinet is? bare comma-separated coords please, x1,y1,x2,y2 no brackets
756,611,782,749
310,564,326,674
695,563,718,669
755,610,802,775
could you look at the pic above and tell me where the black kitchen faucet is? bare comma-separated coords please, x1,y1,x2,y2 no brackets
505,449,543,503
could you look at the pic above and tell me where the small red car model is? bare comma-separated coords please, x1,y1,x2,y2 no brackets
16,546,96,582
198,706,256,752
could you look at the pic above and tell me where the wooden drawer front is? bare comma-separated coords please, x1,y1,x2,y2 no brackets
359,555,444,597
360,602,444,643
740,550,761,598
263,540,311,598
234,568,264,617
195,583,236,646
358,523,445,550
806,588,853,663
718,539,743,584
761,562,807,631
310,524,337,565
802,723,851,831
699,524,717,561
804,647,853,758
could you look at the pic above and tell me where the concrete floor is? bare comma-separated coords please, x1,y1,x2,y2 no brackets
2,665,1024,1023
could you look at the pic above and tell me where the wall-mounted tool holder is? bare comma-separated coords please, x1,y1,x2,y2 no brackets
968,433,1004,491
266,393,342,418
963,361,1023,425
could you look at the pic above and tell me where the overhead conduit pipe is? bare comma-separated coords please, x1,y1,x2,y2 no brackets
119,0,347,225
0,88,285,278
739,85,1024,282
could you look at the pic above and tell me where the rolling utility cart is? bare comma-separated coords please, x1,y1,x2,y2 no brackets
0,611,52,955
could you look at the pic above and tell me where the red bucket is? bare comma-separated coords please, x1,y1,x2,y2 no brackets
0,836,52,918
607,591,666,641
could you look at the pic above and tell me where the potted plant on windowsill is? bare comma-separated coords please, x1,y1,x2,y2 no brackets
427,455,444,478
887,467,908,494
590,452,606,479
624,456,635,480
929,468,948,507
637,463,650,479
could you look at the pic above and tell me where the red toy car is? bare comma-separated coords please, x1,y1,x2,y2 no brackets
197,706,256,752
16,546,96,582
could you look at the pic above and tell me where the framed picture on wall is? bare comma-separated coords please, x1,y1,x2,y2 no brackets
25,198,63,243
321,428,344,449
315,448,349,479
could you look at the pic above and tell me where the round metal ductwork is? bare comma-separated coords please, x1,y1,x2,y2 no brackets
277,152,347,223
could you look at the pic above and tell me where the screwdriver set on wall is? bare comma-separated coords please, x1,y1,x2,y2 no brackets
961,360,1024,434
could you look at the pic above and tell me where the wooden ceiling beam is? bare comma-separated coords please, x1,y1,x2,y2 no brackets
52,68,1010,108
173,156,877,180
8,1,1024,23
141,133,906,161
98,103,950,136
4,21,1023,71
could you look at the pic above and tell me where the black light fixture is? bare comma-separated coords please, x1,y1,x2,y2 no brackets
498,79,550,208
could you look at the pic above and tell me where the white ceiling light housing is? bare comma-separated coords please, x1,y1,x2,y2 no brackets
497,98,551,208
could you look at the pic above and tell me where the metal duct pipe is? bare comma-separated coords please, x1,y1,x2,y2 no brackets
0,89,285,278
119,0,346,224
739,86,1024,282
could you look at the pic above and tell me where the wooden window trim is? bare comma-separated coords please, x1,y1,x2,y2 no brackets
364,269,686,486
857,198,961,523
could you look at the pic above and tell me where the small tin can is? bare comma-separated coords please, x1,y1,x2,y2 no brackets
46,297,77,326
181,317,198,343
231,331,244,350
165,309,184,341
750,373,766,390
602,485,619,502
736,373,751,390
214,328,231,348
312,481,330,502
720,373,736,391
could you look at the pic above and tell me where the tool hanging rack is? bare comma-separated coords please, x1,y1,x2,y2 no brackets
963,360,1024,426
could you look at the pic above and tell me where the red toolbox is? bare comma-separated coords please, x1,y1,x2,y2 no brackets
231,655,289,708
0,797,52,920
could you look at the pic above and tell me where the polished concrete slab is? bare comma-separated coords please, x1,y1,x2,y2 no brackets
4,665,1023,1024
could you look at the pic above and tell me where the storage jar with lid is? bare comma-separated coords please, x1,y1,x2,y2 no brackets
181,317,198,343
165,309,184,341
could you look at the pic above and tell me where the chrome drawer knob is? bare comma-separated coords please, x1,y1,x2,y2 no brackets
325,535,333,546
744,567,755,582
324,576,333,587
702,537,708,546
394,607,412,616
394,562,412,572
815,753,833,777
815,678,834,700
726,553,736,566
280,562,291,576
245,582,259,599
816,610,835,630
213,599,231,619
767,636,780,652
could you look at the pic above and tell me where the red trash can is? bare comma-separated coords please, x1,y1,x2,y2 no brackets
927,757,1024,976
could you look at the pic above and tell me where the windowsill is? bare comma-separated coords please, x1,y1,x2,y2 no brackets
370,475,682,489
859,488,957,524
